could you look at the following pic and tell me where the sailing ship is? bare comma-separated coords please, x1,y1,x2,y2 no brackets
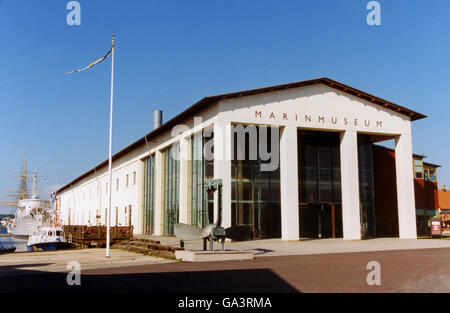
0,157,54,239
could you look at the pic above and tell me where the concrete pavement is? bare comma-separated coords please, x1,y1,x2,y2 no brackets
0,248,174,276
1,247,450,292
138,235,450,256
2,238,450,292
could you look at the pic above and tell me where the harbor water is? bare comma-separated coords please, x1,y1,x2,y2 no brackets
0,235,28,252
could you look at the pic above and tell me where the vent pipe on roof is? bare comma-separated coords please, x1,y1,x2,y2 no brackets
153,110,162,130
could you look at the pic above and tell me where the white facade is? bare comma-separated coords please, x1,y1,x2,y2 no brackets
56,79,422,240
58,156,143,229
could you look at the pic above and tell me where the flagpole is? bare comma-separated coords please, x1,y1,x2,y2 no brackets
106,34,115,258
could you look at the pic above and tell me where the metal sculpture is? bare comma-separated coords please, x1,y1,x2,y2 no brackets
174,178,226,252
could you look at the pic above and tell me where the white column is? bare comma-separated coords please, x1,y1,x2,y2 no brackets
340,130,361,240
280,126,300,240
179,136,191,224
153,150,164,235
214,121,232,228
395,131,417,239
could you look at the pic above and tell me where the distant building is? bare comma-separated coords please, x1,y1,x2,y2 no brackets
438,186,450,231
413,155,440,235
372,146,439,237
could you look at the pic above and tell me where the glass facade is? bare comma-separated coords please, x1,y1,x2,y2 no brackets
143,155,155,235
358,134,376,238
298,130,342,238
140,127,383,239
163,144,180,235
231,125,281,239
191,131,214,227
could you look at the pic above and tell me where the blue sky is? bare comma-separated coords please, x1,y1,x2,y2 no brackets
0,0,449,213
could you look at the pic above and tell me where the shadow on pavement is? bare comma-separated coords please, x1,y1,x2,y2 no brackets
0,266,300,293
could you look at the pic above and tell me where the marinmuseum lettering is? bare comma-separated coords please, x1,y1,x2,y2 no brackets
255,111,383,127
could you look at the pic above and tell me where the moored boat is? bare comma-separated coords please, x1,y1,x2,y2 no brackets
27,226,73,251
2,158,54,239
10,197,53,239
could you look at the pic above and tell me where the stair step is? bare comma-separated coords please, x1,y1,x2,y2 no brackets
148,250,177,260
136,238,161,244
125,240,183,252
111,238,182,260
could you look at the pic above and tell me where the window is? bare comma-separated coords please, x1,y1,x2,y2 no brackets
128,205,132,226
424,169,429,181
191,130,214,227
358,134,376,239
143,156,155,234
133,171,136,185
126,174,129,187
429,169,437,182
106,182,108,193
232,125,281,239
298,130,343,239
414,159,423,179
163,144,180,235
116,178,119,191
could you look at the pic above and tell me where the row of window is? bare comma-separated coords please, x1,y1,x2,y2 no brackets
66,171,137,207
107,171,137,193
142,131,215,235
67,205,132,226
414,159,437,182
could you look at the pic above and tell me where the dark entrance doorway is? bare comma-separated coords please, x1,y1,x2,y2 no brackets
299,202,342,238
231,125,281,239
298,130,343,238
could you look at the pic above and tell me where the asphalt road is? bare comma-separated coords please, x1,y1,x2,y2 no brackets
1,247,450,293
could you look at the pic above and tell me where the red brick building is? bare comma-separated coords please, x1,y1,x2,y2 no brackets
438,186,450,232
373,145,440,237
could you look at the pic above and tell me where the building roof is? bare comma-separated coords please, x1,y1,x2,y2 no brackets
423,161,442,169
373,145,441,168
439,189,450,210
56,77,427,194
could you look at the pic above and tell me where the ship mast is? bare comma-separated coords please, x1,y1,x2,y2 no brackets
0,155,34,209
31,171,39,199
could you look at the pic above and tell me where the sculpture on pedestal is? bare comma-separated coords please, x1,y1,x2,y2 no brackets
174,178,226,251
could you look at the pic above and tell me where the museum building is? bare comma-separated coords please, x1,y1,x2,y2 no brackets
55,77,427,240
